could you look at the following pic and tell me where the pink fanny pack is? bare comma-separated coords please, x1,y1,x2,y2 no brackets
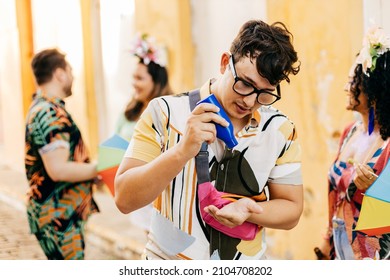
198,182,260,240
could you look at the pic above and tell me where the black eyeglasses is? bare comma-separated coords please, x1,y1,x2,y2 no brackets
229,55,281,106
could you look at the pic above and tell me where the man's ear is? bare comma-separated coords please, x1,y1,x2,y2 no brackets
53,67,66,83
219,52,230,74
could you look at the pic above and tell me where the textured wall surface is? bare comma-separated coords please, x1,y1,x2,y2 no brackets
266,0,363,259
134,0,195,93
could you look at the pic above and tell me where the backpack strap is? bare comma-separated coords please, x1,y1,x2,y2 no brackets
188,90,210,184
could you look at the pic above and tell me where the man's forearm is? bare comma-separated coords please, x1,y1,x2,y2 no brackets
50,161,97,183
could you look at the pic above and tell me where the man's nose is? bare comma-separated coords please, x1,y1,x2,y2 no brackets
242,93,257,107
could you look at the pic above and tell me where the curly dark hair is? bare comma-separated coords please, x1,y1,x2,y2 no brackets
350,51,390,140
124,58,173,121
229,20,300,86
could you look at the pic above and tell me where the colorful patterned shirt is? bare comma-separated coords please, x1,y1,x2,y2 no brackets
328,122,390,259
25,91,98,258
125,80,302,260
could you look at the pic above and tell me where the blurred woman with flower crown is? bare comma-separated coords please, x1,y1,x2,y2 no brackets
318,26,390,260
116,33,173,140
115,33,173,231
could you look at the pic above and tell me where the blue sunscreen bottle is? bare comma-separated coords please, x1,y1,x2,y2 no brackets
197,94,238,149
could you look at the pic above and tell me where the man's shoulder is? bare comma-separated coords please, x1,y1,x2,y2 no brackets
156,92,190,101
258,106,296,131
259,106,287,122
259,105,286,116
151,93,190,111
26,99,51,120
30,97,63,112
27,98,66,124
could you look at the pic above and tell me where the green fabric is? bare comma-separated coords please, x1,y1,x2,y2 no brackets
115,113,137,141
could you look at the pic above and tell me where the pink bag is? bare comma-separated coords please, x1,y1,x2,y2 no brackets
198,182,260,240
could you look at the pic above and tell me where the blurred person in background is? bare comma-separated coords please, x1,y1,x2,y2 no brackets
115,33,173,232
318,26,390,260
25,48,100,260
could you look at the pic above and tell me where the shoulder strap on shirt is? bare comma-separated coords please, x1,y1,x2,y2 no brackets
188,90,210,184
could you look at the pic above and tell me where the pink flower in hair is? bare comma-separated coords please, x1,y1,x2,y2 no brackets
130,33,167,67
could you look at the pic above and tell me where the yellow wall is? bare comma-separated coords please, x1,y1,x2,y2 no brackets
80,0,101,158
15,0,35,117
267,0,363,259
134,0,194,93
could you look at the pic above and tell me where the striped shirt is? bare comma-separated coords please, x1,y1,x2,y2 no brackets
125,80,302,259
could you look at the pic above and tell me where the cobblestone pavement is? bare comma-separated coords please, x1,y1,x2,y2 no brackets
0,200,46,260
0,195,122,260
0,152,148,261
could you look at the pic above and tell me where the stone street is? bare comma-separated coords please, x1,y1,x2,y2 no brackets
0,192,121,260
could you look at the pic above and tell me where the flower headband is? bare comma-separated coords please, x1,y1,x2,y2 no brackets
355,26,390,76
130,33,167,67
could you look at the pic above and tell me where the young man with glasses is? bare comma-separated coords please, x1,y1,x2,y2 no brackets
115,19,303,260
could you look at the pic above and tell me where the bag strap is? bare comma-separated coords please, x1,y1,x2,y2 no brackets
189,90,210,184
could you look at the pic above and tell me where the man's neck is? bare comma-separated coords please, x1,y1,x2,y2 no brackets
39,84,65,100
